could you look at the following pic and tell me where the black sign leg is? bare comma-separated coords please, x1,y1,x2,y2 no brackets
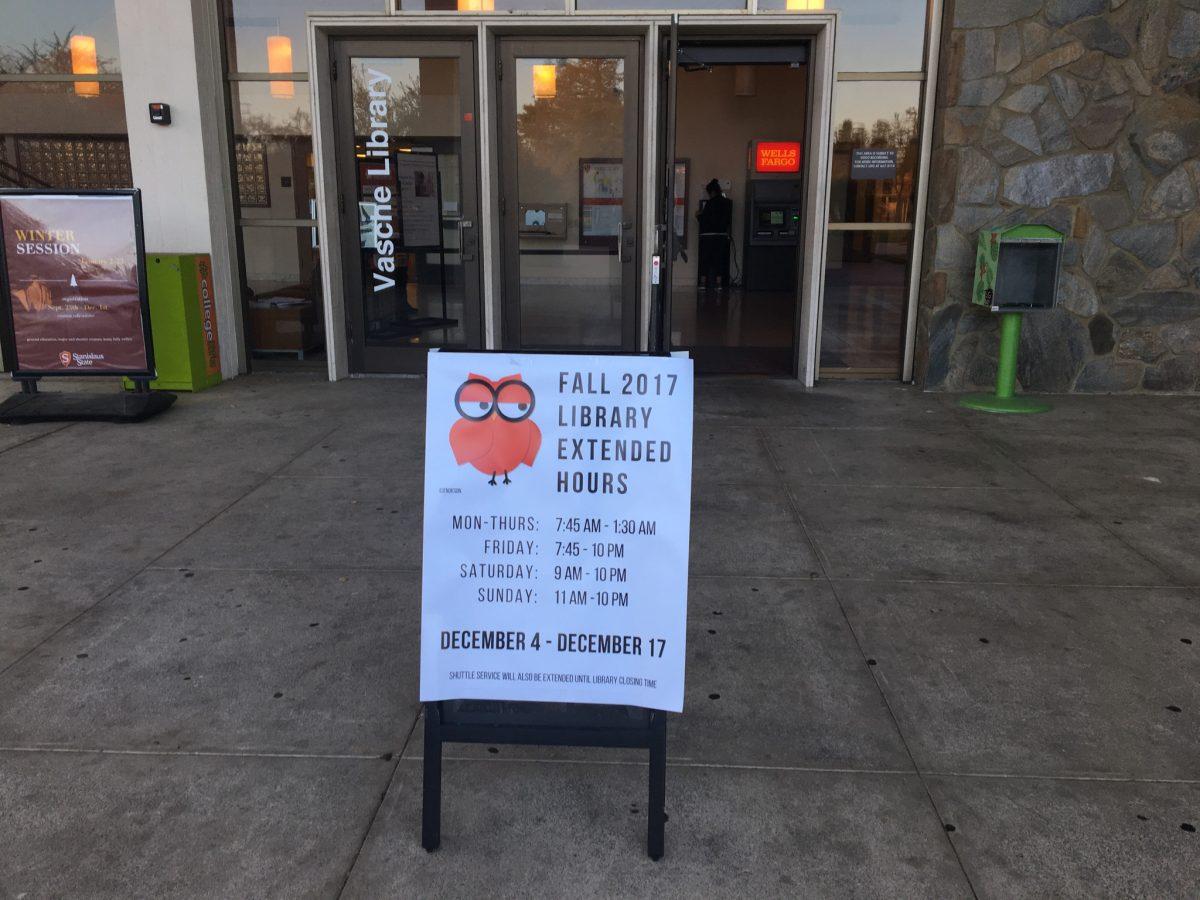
647,710,667,861
20,378,38,395
422,701,443,852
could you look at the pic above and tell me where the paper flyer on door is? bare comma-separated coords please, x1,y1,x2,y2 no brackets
420,351,694,712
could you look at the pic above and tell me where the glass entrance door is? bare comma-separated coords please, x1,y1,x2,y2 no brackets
333,40,481,373
498,40,641,350
664,43,809,375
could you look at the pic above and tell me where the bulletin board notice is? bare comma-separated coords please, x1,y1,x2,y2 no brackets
419,351,694,712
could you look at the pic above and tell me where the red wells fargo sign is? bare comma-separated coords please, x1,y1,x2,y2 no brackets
754,141,802,174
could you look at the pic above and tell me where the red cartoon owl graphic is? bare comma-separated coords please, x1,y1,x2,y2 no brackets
449,374,541,485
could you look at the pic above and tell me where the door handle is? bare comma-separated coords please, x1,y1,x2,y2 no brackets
617,220,634,263
458,219,476,262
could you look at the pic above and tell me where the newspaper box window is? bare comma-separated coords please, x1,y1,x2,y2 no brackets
973,225,1064,313
0,190,174,422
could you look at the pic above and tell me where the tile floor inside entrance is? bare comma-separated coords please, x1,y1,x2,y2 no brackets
1,375,1198,897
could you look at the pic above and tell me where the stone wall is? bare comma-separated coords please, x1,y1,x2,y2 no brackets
917,0,1200,393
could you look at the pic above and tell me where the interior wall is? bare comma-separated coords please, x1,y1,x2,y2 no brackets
673,62,808,287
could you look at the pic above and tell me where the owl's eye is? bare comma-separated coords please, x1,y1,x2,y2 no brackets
495,380,535,421
497,402,525,419
455,379,496,420
463,397,494,419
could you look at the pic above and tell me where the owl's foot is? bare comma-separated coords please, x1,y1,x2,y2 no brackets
488,473,497,485
503,472,511,485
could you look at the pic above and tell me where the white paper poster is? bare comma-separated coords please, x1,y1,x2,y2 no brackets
580,160,624,244
420,352,694,712
396,153,441,248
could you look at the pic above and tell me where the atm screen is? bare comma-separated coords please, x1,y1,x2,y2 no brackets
759,207,785,228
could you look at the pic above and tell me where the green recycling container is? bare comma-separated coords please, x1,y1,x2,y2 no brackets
124,253,221,392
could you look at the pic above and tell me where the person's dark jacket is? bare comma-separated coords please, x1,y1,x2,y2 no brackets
698,194,732,234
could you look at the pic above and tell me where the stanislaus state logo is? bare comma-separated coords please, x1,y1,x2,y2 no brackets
449,373,541,486
59,350,72,367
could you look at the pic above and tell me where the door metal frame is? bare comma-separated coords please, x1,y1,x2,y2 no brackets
495,36,643,352
330,37,483,374
901,0,945,383
652,16,679,354
307,14,837,384
658,34,812,375
658,17,834,384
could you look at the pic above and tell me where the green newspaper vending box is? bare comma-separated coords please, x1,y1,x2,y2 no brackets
124,253,221,392
961,225,1063,414
971,224,1064,312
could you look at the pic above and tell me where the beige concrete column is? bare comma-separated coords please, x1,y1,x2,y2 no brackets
114,0,244,377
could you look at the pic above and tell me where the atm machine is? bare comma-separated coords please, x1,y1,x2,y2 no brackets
743,139,804,293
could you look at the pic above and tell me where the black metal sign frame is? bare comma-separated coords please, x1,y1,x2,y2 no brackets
0,189,176,424
0,188,155,379
422,700,667,859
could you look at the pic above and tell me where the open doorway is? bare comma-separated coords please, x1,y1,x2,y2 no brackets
667,43,808,375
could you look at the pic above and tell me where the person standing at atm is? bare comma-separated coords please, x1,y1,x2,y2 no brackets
696,178,733,292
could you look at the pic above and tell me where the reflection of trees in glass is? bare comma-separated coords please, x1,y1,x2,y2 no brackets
834,106,918,160
237,107,312,139
0,29,118,75
351,72,426,137
517,59,624,183
833,106,918,224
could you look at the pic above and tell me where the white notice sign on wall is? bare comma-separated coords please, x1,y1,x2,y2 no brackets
420,351,694,712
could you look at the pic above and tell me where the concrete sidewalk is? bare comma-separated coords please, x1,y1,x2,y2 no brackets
1,374,1198,898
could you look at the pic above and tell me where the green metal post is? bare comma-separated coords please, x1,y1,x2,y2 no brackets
960,310,1051,414
994,312,1021,400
